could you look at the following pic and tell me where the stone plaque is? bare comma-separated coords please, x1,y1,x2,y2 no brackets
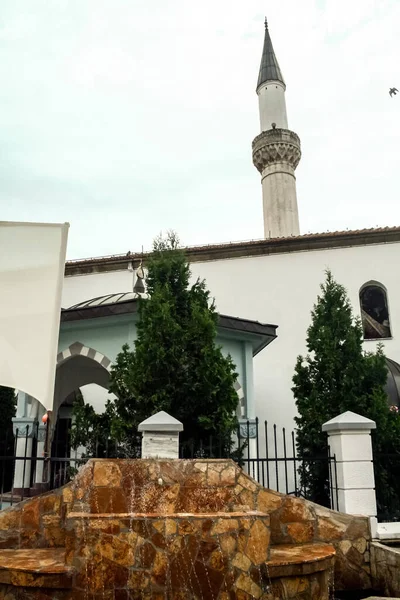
142,431,179,459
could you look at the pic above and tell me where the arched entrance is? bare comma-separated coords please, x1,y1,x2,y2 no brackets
55,350,111,411
11,343,113,498
50,344,113,486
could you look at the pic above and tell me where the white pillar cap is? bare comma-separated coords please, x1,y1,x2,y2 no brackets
322,411,376,433
138,411,183,432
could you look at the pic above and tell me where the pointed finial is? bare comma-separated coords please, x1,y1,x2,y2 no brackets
264,16,268,29
133,260,145,294
133,246,146,295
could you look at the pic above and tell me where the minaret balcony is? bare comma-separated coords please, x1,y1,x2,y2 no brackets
252,128,301,174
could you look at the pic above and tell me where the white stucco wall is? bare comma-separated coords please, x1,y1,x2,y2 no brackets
257,81,288,131
190,242,400,432
62,240,400,435
61,268,133,308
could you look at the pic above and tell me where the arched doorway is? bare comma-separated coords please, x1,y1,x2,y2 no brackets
51,344,112,485
54,351,110,412
35,342,111,489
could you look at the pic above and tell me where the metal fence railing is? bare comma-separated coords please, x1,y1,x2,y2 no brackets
374,453,400,522
0,417,338,511
236,418,338,509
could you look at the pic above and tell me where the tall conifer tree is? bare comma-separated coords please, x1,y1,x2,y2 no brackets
72,232,239,456
293,271,397,506
109,232,239,452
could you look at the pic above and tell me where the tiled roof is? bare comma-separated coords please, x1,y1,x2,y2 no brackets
65,226,400,271
167,226,400,253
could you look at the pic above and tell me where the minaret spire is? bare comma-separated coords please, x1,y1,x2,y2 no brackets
252,19,301,239
257,17,285,91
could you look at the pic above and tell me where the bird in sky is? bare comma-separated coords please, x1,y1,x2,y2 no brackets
389,87,398,97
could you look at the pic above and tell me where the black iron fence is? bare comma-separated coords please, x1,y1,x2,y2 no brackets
236,418,338,509
175,418,337,509
0,418,338,511
374,452,400,522
0,428,14,504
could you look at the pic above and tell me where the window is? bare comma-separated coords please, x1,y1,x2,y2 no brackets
360,282,391,340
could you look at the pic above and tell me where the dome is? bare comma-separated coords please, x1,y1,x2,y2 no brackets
68,292,146,310
386,358,400,407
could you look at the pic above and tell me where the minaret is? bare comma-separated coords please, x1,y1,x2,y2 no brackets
252,18,301,238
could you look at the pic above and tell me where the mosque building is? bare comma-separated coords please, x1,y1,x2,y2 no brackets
11,20,400,496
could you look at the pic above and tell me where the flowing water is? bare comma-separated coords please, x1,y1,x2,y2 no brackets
62,458,336,598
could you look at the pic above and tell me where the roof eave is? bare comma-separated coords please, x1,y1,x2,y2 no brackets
65,227,400,275
218,314,278,356
61,300,278,356
61,299,139,322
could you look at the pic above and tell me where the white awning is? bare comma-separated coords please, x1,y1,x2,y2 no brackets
0,221,69,410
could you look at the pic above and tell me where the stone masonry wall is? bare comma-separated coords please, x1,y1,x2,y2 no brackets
370,541,400,597
0,459,371,591
0,491,65,550
66,512,270,598
252,487,371,590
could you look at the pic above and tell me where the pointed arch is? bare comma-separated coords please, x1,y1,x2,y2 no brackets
57,342,112,371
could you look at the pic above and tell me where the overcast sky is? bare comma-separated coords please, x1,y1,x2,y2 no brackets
1,0,399,259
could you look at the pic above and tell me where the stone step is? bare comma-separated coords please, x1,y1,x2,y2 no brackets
0,548,73,589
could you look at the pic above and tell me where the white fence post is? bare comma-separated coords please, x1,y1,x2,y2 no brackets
322,411,377,519
138,411,183,459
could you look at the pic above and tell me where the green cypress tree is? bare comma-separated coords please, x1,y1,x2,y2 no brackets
293,270,397,507
107,231,239,454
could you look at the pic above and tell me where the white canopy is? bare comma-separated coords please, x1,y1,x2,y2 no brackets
0,221,69,410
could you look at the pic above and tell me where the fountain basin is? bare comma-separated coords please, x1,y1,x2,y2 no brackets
0,549,73,588
0,458,370,598
0,548,73,600
66,509,271,597
262,543,335,600
267,543,336,577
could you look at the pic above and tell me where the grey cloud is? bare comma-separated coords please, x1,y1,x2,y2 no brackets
0,0,399,259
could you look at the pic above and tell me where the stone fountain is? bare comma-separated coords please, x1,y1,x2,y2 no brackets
0,413,373,599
